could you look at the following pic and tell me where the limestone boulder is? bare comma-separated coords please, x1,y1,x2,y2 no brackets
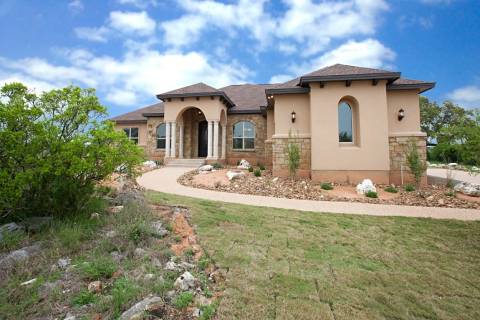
356,179,377,195
226,171,245,181
454,182,480,197
237,159,251,170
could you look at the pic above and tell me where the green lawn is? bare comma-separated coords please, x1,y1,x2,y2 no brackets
148,191,480,320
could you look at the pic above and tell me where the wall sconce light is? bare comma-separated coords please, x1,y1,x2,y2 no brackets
398,108,405,121
291,111,296,123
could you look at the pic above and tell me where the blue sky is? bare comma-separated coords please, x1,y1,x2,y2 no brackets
1,0,479,117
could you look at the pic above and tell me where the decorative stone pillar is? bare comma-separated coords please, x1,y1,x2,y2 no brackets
170,122,176,158
165,122,171,158
221,124,227,159
213,121,219,159
179,124,184,158
207,121,213,159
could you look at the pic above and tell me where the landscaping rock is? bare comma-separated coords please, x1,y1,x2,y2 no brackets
57,258,71,270
174,271,196,291
39,280,63,299
164,260,178,271
151,221,169,238
20,278,37,286
193,308,202,317
88,280,102,293
134,248,148,258
454,182,480,197
113,189,145,206
0,243,42,270
21,217,52,233
90,212,100,219
199,165,214,172
111,251,124,263
0,222,24,241
107,205,124,214
226,171,245,181
143,160,157,169
119,296,164,320
64,313,76,320
195,294,210,306
356,179,376,195
237,159,251,169
106,230,117,238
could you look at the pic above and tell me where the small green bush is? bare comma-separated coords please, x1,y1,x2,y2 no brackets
384,186,398,193
72,289,97,306
174,292,194,309
404,184,415,192
365,191,378,198
184,248,194,258
111,277,140,317
254,169,262,177
127,221,151,245
248,166,254,172
199,304,217,320
198,256,210,270
320,182,333,190
78,256,117,280
259,164,266,171
212,163,223,169
445,190,455,197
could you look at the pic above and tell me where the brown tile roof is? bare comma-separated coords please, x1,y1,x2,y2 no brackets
159,82,220,95
110,64,435,122
109,102,164,123
221,84,278,113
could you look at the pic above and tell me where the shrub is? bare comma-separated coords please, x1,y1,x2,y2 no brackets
259,164,266,171
406,139,427,188
174,292,194,308
445,190,455,197
320,182,333,190
0,83,144,220
184,248,194,258
127,221,151,245
111,278,140,317
286,130,300,178
254,169,262,177
384,186,398,193
248,166,254,172
198,256,210,270
72,289,97,306
365,191,378,198
199,304,217,320
212,162,223,169
404,184,415,192
78,256,117,280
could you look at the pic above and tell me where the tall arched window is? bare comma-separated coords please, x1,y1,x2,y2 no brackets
233,121,255,150
156,123,166,149
338,101,353,143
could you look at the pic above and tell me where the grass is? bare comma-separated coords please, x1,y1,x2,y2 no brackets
148,191,480,320
320,182,333,190
72,289,97,306
77,256,117,280
174,292,194,309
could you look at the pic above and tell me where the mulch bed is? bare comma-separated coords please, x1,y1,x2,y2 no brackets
178,168,480,209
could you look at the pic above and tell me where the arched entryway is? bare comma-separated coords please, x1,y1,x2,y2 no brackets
176,107,208,159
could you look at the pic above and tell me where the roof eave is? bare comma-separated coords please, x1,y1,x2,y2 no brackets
299,72,401,86
156,91,235,108
387,82,436,93
142,112,164,117
110,119,148,124
265,87,311,95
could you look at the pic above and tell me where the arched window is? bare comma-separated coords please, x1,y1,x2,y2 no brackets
156,123,166,149
233,121,255,150
338,101,353,143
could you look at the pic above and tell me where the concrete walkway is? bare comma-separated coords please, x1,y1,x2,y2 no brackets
138,167,480,221
427,168,480,185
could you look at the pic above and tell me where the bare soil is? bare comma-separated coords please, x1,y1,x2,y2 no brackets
178,168,480,209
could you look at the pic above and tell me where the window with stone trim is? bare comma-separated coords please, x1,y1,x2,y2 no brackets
123,127,139,144
156,123,166,149
233,121,255,150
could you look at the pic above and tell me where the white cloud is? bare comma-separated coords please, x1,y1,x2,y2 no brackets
109,11,156,36
68,0,84,13
447,85,480,108
293,38,396,75
0,48,252,107
117,0,158,8
75,11,155,42
269,74,293,84
75,26,110,42
162,0,388,56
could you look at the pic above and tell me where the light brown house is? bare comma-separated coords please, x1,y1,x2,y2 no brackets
111,64,434,184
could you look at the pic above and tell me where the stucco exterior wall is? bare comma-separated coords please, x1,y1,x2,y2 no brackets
387,90,421,134
226,114,267,166
115,122,148,147
309,80,390,183
273,93,310,135
163,96,226,122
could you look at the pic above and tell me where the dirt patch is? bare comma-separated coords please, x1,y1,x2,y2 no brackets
179,168,480,209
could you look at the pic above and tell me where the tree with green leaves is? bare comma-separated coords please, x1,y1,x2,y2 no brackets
406,139,427,188
0,83,144,221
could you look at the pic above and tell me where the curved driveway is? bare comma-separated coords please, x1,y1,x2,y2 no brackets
138,167,480,221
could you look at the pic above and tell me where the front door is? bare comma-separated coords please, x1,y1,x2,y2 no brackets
198,120,208,157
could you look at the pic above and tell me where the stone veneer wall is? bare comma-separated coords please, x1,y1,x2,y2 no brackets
146,117,166,161
272,137,311,178
264,140,273,167
226,114,267,166
389,134,427,185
